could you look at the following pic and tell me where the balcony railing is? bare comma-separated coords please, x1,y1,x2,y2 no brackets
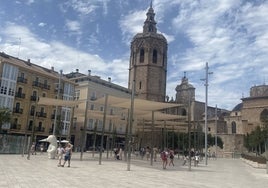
32,81,50,90
35,127,45,132
10,124,21,130
30,95,38,101
15,92,26,99
36,112,47,118
13,108,23,114
17,77,28,84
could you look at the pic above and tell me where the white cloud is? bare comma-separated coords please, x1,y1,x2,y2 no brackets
65,20,80,33
38,22,46,27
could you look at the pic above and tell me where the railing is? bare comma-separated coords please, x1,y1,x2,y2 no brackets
36,112,47,118
32,81,50,90
17,77,28,84
10,124,21,130
35,127,45,132
15,92,26,99
13,108,23,114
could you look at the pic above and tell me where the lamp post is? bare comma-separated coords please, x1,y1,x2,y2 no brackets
202,62,212,165
53,70,62,135
215,105,217,159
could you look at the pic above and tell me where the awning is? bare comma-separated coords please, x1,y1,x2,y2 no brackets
38,97,81,107
93,95,182,111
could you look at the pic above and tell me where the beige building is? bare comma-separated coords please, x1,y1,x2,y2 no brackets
0,52,75,153
66,70,131,151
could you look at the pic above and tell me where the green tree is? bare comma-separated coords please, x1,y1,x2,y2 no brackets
0,108,12,133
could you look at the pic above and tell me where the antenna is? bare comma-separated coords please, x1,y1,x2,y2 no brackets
17,37,21,58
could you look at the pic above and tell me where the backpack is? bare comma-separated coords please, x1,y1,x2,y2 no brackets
161,151,167,160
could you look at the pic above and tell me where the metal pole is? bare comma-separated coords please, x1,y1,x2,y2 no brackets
53,70,62,135
80,81,90,161
99,94,108,165
188,89,191,171
215,105,217,159
27,95,38,160
204,62,212,165
150,111,155,166
127,78,135,171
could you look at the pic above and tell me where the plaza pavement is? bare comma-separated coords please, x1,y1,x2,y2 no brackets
0,152,268,188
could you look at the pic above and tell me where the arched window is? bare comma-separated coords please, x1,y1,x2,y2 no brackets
140,49,144,63
231,121,236,134
181,108,187,116
260,109,268,123
139,81,142,89
153,49,157,64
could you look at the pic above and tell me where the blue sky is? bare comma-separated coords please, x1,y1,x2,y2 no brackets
0,0,268,111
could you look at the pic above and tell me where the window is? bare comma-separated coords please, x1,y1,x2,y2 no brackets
140,49,144,63
139,81,142,90
90,104,94,110
231,121,236,134
153,49,157,64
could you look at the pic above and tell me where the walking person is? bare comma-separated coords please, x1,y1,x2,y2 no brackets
62,143,72,167
160,150,168,169
57,144,65,167
169,149,175,166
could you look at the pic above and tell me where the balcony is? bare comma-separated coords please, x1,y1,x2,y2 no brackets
54,88,63,94
35,127,45,132
32,81,50,90
17,77,28,84
15,92,26,99
13,108,23,114
36,112,47,118
30,95,38,101
51,114,55,119
10,124,21,130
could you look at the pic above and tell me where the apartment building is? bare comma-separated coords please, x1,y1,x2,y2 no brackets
0,52,75,153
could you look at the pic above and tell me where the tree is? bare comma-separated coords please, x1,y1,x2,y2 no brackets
0,108,12,133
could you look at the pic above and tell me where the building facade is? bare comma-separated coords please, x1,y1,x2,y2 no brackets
66,70,131,151
0,52,75,153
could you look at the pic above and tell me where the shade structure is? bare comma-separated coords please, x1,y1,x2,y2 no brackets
137,111,186,121
76,109,124,121
38,97,81,107
93,96,182,111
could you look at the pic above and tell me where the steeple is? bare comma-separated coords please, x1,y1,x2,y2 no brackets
143,1,157,33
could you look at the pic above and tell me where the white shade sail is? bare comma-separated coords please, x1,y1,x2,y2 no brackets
38,97,81,107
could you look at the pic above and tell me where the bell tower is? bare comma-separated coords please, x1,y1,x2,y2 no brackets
128,2,168,102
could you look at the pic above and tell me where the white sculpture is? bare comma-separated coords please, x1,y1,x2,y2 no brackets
45,135,57,159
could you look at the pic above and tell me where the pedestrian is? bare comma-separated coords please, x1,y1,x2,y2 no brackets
146,146,150,161
153,147,158,162
169,149,175,166
31,143,36,155
161,150,168,169
182,154,187,166
57,144,65,167
40,144,44,154
118,147,123,160
62,143,72,167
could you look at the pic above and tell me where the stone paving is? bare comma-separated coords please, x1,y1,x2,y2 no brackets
0,152,268,188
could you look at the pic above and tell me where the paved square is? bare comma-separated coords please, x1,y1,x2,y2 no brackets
0,152,267,188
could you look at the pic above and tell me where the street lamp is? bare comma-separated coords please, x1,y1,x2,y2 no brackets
201,62,212,165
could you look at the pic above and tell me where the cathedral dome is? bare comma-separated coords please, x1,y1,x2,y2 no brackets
232,103,243,112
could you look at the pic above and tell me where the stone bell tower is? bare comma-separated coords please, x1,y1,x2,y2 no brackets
128,2,168,102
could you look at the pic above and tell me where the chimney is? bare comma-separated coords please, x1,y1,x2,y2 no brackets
51,66,54,71
27,59,30,62
88,70,91,76
76,69,79,73
108,77,111,82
